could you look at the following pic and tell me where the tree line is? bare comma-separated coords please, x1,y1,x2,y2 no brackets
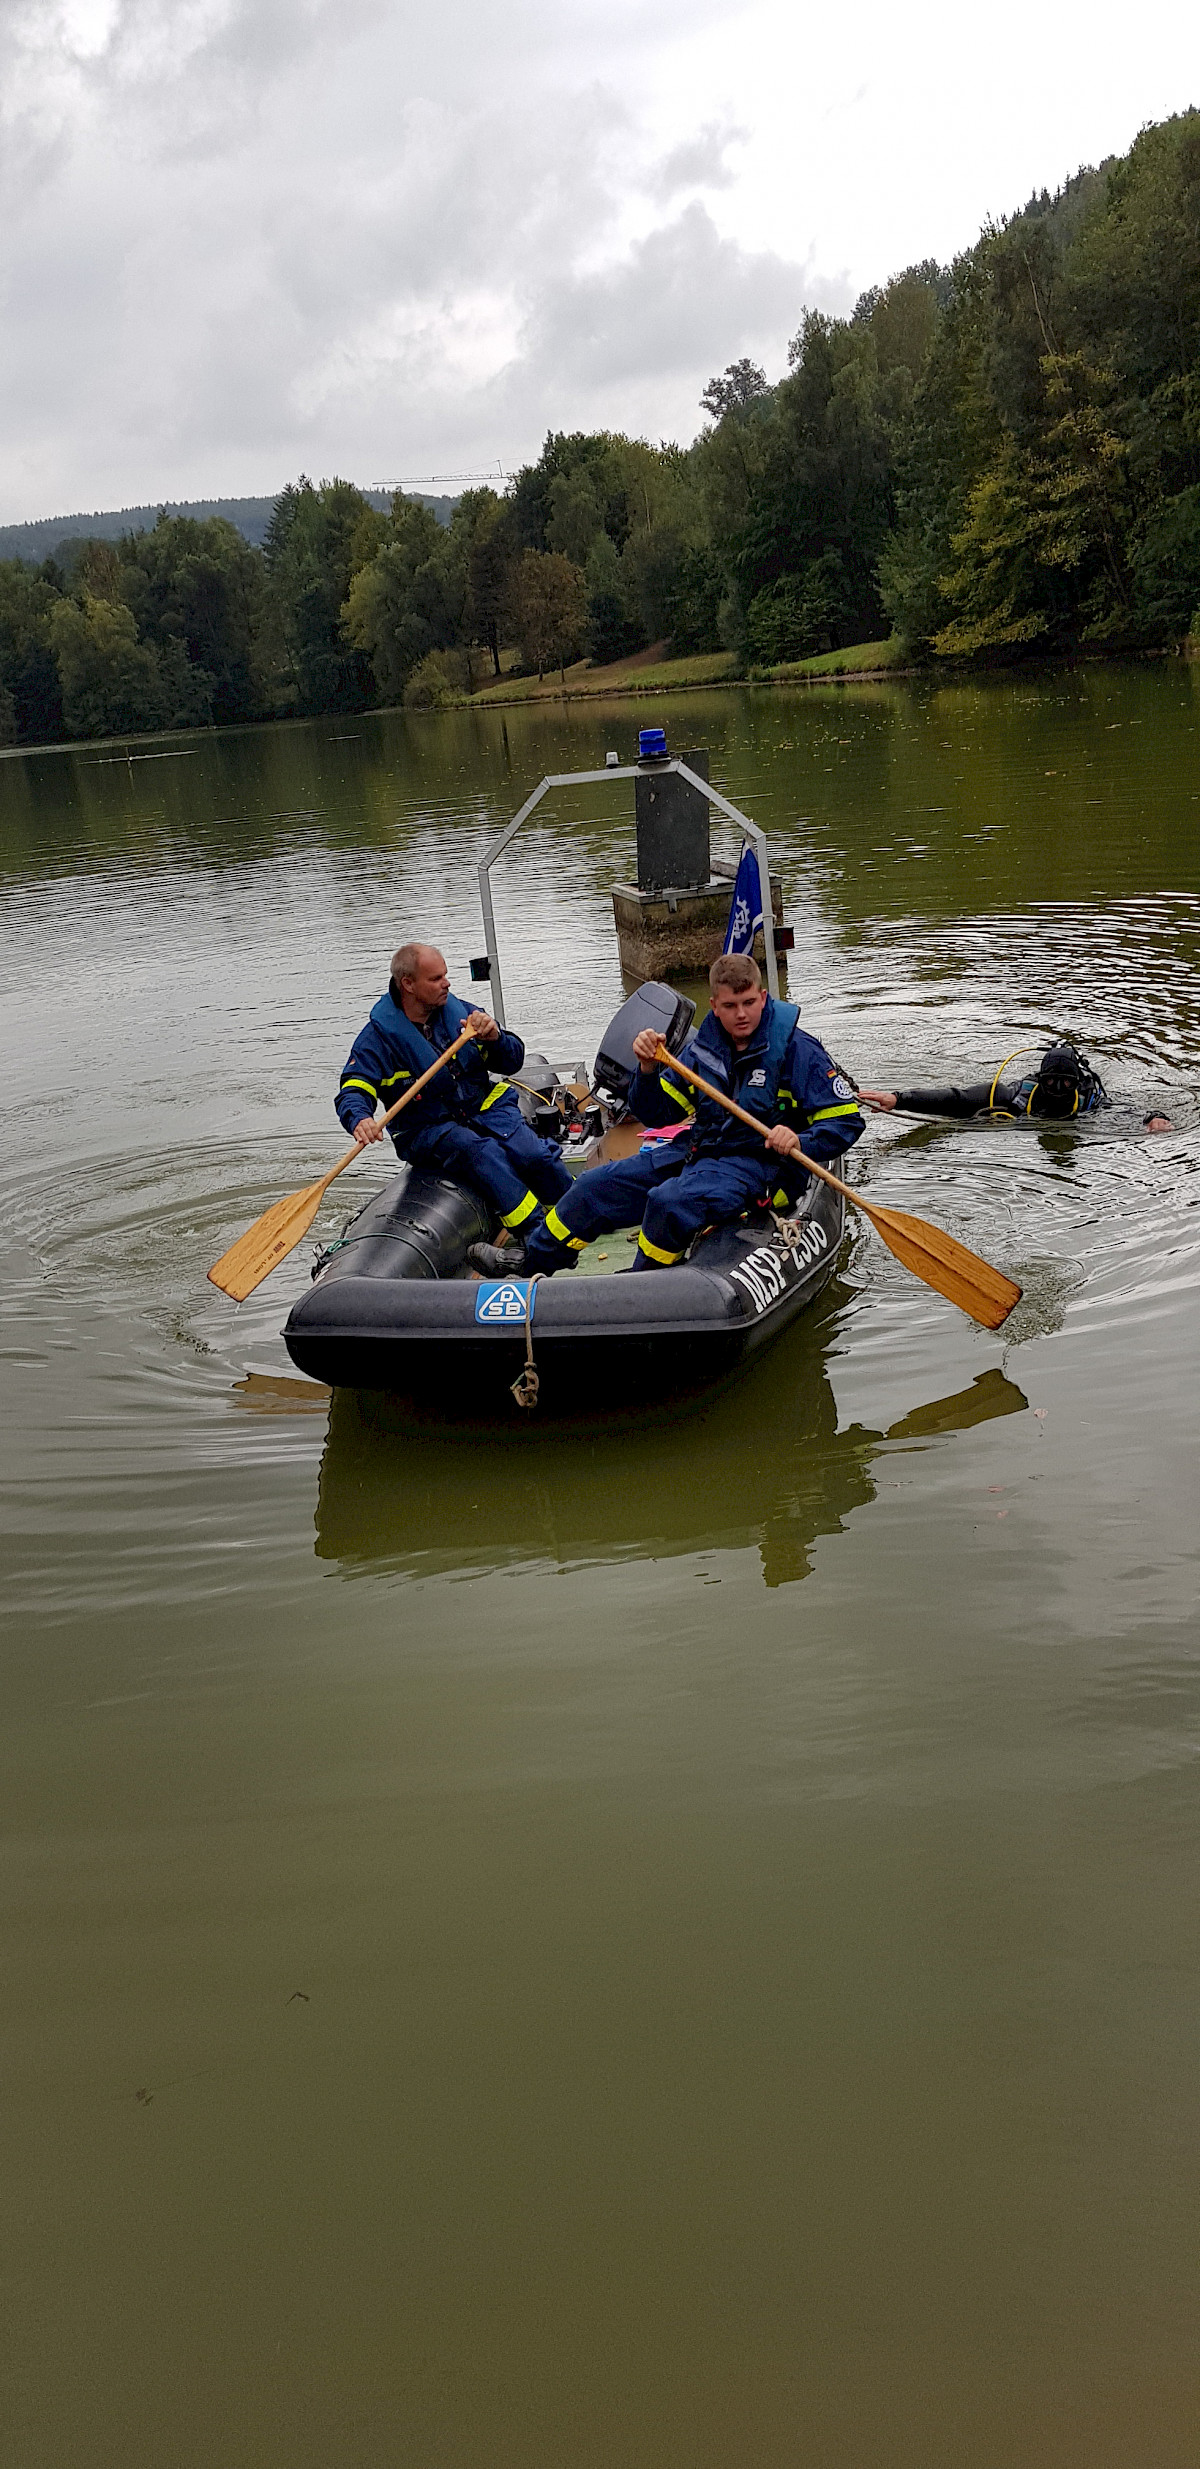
1,110,1197,747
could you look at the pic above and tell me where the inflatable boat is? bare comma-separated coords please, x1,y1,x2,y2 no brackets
282,982,846,1407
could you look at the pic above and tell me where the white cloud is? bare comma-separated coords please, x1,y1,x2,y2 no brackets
647,121,746,202
0,0,1196,517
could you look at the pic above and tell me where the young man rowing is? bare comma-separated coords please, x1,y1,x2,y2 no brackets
468,953,864,1277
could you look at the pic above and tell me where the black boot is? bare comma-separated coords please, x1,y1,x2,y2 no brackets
468,1238,527,1275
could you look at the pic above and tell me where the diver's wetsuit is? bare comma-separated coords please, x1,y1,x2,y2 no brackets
874,1043,1173,1130
891,1077,1175,1128
894,1075,1108,1120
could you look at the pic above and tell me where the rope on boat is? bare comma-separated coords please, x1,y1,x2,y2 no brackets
509,1275,544,1411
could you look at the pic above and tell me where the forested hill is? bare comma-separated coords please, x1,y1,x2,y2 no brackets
1,110,1197,748
0,491,456,562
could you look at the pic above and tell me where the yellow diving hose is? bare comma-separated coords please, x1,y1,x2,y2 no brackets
988,1044,1042,1114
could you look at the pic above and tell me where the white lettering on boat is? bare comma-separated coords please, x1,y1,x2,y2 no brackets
730,1245,788,1312
778,1219,828,1269
730,1220,829,1314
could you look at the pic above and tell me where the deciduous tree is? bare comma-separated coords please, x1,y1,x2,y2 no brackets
510,551,586,679
263,477,380,713
0,562,63,742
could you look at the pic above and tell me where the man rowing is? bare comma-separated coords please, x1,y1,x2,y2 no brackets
859,1042,1174,1130
335,943,572,1235
467,952,864,1277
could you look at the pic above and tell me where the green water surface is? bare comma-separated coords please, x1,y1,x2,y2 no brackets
2,665,1199,2466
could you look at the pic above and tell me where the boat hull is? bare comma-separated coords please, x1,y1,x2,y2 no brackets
283,1165,845,1404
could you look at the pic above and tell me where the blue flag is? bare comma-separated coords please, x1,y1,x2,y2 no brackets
723,841,764,955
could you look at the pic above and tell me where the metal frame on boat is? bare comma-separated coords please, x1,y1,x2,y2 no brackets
477,756,779,1020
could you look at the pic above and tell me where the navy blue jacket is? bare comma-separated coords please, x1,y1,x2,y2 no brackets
335,986,527,1155
636,998,864,1167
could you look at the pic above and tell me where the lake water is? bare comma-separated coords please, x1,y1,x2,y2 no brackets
2,665,1199,2466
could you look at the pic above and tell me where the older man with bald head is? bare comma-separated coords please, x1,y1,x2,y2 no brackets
334,940,572,1239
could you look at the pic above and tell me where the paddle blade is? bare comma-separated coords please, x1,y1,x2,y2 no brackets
208,1177,330,1301
859,1200,1022,1330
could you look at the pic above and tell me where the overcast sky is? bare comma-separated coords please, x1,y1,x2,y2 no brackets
1,0,1197,521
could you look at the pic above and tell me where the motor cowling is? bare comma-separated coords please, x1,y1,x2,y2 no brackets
593,982,695,1106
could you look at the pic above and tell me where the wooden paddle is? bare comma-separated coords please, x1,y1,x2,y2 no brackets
655,1045,1022,1330
208,1028,476,1301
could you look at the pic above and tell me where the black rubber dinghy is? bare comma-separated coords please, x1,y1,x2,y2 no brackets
282,1164,845,1406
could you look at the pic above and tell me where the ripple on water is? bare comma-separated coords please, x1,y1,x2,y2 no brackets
0,1138,359,1615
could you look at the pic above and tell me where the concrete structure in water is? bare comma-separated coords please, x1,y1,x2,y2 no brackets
610,748,784,984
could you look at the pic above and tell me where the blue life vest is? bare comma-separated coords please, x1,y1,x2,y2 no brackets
336,986,526,1154
364,988,507,1120
677,999,801,1155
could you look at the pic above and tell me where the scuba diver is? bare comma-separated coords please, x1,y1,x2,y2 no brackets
859,1042,1174,1130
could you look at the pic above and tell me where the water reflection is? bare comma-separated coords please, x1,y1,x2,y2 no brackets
884,1365,1027,1441
310,1319,1028,1588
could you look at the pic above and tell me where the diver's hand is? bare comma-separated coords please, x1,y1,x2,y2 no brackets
351,1116,384,1147
632,1028,663,1069
765,1124,803,1160
464,1009,500,1042
858,1089,897,1110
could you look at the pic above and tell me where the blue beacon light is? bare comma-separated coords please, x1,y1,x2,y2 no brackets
638,726,668,761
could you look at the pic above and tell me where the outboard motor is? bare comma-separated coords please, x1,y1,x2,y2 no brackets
594,981,695,1107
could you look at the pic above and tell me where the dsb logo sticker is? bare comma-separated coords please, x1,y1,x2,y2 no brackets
475,1280,531,1324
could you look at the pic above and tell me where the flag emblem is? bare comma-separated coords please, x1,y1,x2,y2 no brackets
723,841,765,955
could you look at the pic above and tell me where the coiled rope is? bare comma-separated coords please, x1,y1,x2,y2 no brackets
509,1275,544,1411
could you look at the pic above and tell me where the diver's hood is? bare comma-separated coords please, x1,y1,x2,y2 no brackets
1033,1043,1101,1115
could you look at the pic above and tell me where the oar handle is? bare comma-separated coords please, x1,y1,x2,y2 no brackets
653,1044,856,1206
316,1026,478,1198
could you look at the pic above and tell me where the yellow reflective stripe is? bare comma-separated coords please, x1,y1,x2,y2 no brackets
479,1079,510,1111
501,1189,539,1230
340,1077,378,1099
545,1206,587,1250
658,1075,695,1114
772,1188,790,1207
378,1068,412,1091
808,1102,860,1121
637,1229,684,1264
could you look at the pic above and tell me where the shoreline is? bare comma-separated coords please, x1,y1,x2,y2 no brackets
2,641,1195,763
467,663,912,708
465,646,1200,712
464,637,911,708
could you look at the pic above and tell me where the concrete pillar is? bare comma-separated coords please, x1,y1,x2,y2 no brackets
613,745,785,984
